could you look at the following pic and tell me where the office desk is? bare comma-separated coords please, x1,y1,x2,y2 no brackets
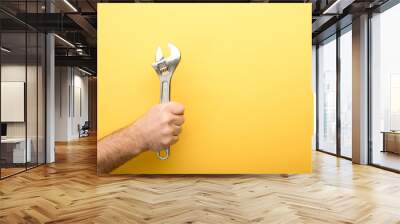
1,138,31,164
382,131,400,154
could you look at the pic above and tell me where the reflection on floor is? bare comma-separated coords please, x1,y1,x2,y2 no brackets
373,150,400,171
0,135,400,223
0,163,42,179
0,167,25,178
341,147,352,158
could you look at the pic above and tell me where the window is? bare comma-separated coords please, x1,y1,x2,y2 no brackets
370,3,400,171
317,36,337,154
339,27,352,158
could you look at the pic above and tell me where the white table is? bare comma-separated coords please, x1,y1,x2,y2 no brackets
1,138,31,163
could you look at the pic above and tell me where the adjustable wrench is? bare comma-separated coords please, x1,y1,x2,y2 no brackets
152,43,181,160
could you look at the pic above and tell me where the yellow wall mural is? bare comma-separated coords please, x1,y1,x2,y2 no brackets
98,3,313,174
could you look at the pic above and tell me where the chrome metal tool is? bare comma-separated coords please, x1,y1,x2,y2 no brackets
152,43,181,160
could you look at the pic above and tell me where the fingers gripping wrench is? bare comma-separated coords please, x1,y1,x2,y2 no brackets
152,43,181,160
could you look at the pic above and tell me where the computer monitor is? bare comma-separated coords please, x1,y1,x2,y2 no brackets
1,123,7,137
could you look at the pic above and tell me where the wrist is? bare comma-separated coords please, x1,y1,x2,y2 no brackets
127,122,148,154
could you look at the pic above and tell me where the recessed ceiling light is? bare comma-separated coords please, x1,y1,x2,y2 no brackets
1,47,11,53
77,67,93,76
323,0,354,15
63,0,78,12
54,34,75,48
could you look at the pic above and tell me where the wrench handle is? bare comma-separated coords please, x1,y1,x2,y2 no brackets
157,79,171,160
160,80,170,103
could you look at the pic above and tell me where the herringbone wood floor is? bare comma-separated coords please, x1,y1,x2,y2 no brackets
1,135,400,224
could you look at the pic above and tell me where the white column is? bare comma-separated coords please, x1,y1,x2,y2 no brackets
45,0,56,163
46,32,55,163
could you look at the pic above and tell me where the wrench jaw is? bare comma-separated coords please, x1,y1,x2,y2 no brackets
152,62,167,76
167,43,180,59
165,43,181,74
152,43,181,77
152,47,165,76
155,47,164,62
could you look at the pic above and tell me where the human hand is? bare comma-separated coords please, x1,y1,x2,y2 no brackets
133,102,185,152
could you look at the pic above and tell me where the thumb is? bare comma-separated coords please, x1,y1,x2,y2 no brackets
165,102,185,115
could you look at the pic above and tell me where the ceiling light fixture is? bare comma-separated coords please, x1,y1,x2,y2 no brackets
63,0,78,12
322,0,354,15
54,34,75,48
78,67,93,76
1,47,11,53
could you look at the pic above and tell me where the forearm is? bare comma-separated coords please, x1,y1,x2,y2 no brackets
97,123,146,174
97,102,185,174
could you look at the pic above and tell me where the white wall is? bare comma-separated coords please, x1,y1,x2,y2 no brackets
73,73,89,138
55,67,70,141
1,65,39,138
1,65,27,141
55,67,89,141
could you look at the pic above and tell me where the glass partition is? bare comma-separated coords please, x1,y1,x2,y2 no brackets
1,31,28,177
27,30,38,169
0,2,46,179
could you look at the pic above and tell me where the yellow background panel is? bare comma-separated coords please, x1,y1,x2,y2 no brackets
97,3,313,174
